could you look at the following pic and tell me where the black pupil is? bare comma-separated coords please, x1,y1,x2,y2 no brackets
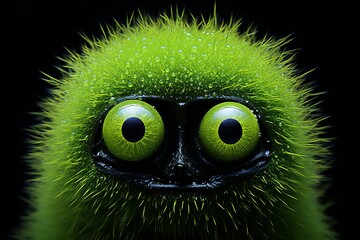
122,117,145,142
218,118,242,144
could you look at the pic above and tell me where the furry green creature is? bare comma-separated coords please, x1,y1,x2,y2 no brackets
17,10,335,240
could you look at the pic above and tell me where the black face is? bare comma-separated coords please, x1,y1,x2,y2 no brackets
92,96,271,192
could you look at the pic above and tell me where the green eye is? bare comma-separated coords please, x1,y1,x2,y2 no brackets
102,100,165,161
199,102,260,162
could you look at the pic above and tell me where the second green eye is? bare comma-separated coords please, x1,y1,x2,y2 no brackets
199,102,260,162
102,100,165,162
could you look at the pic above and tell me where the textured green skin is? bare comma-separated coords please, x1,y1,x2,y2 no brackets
17,12,335,240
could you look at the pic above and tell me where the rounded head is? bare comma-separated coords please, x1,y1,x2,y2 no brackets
20,10,333,240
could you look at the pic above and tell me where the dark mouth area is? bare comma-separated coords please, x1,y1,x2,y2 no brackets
95,153,270,192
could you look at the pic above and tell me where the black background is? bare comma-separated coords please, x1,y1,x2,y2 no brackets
1,0,358,239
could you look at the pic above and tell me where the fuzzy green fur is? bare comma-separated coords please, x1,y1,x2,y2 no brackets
16,10,335,240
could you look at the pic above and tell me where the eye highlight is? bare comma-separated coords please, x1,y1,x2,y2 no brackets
199,102,260,162
102,100,165,162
